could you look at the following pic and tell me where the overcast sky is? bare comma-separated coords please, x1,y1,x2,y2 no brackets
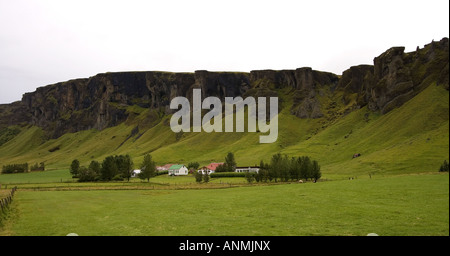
0,0,448,103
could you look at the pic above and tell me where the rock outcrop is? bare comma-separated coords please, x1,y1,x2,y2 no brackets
249,68,339,118
336,38,449,113
0,38,447,139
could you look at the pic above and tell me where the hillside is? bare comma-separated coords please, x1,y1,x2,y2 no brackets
0,38,448,178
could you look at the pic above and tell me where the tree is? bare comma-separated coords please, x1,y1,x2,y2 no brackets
289,157,302,181
300,156,312,180
188,162,200,171
77,161,100,182
116,155,134,181
88,160,101,180
258,160,270,182
2,163,28,174
279,154,291,182
269,153,283,182
439,160,449,172
78,164,100,182
215,163,228,172
77,166,89,182
203,173,210,183
195,170,203,183
70,159,80,177
139,154,156,182
311,160,321,182
101,156,118,181
225,152,236,172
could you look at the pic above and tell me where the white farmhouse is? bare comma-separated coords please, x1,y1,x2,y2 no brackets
168,164,188,176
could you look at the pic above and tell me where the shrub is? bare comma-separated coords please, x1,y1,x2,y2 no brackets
245,172,255,183
112,174,124,181
156,170,168,176
210,172,245,178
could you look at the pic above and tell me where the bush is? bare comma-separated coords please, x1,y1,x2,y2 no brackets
112,174,124,181
245,172,255,183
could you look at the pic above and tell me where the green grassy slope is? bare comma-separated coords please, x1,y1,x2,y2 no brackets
0,83,448,178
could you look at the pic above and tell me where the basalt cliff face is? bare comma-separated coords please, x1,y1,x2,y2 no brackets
336,38,449,113
0,38,448,139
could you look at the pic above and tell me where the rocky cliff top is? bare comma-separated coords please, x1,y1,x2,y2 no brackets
0,38,448,139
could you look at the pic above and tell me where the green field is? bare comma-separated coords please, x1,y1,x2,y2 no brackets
1,172,448,236
0,72,448,236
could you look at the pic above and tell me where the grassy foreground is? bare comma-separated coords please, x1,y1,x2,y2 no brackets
1,173,448,236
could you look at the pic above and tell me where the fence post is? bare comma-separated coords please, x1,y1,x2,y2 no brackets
0,187,18,212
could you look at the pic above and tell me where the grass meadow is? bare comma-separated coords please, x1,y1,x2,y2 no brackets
1,172,448,236
0,83,448,236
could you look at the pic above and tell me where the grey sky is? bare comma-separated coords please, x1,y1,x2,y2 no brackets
0,0,449,103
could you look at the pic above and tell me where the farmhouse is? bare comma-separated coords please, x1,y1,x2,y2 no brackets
168,164,188,176
235,166,260,173
198,163,224,175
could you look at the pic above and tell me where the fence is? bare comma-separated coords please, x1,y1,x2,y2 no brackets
0,186,17,212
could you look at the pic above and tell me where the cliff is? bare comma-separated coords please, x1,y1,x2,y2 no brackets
0,38,448,139
336,38,449,113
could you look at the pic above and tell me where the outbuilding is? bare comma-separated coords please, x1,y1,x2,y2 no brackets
235,166,260,173
132,169,141,177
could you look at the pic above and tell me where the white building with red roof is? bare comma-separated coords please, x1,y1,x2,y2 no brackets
198,162,224,175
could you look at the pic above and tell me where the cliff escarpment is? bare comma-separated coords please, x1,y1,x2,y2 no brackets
0,38,447,139
336,38,449,114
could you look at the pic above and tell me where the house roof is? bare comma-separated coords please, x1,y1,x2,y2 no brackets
157,164,176,170
169,164,185,170
206,163,224,171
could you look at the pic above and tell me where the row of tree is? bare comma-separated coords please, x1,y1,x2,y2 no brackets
195,152,321,183
254,153,322,183
2,162,45,174
2,163,29,174
70,154,157,182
